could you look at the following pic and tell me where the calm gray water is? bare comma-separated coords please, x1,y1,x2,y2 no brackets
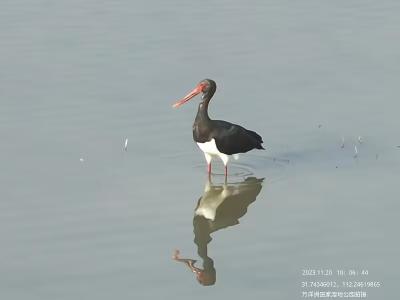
1,1,399,299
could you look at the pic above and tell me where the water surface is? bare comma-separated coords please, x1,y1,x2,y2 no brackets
1,1,399,299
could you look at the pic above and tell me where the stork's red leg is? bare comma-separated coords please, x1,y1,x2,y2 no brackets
207,163,211,175
224,165,228,177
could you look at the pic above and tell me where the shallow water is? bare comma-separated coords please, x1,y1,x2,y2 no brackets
1,1,399,299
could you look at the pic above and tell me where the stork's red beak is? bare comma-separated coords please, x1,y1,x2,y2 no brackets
172,83,204,108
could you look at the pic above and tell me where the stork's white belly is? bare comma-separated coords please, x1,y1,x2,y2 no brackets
197,139,221,156
196,139,240,166
197,139,230,166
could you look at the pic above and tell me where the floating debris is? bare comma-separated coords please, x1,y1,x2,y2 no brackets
272,157,290,163
358,136,363,144
124,138,129,151
80,158,85,162
353,145,358,158
341,137,345,149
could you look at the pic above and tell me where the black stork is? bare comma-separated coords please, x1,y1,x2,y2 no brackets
172,79,265,177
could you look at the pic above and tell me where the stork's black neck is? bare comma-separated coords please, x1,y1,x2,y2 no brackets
195,80,216,123
195,100,211,123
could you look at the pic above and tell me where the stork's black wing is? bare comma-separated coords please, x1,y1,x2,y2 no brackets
211,120,264,155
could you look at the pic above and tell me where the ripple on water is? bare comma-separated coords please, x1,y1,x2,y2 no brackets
171,153,292,184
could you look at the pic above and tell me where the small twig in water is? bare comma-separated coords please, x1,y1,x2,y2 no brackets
358,136,363,144
272,157,290,163
341,137,345,149
353,145,358,158
124,138,129,151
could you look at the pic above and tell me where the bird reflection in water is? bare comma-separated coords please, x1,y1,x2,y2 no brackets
173,176,264,286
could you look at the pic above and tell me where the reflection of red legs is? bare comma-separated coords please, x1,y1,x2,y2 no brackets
224,165,228,178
